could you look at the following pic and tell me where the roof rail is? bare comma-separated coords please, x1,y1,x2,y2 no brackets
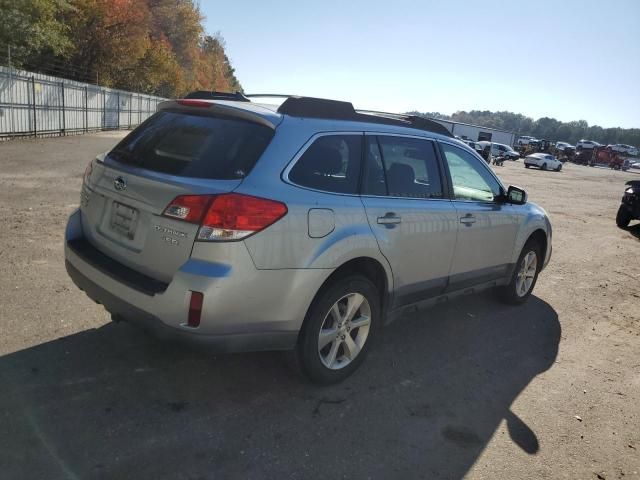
244,94,296,99
184,91,250,102
182,92,453,137
276,96,453,137
277,96,356,119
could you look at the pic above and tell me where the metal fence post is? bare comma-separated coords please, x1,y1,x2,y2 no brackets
60,81,66,136
116,91,120,130
129,93,132,128
31,76,37,137
84,86,88,133
7,48,16,136
102,88,105,129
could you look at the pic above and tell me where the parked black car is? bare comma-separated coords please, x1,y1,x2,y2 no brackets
616,180,640,228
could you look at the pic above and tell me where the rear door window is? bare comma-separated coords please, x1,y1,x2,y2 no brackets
362,137,387,196
289,135,362,194
108,111,274,179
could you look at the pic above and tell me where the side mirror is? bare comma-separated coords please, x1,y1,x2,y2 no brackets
506,185,527,205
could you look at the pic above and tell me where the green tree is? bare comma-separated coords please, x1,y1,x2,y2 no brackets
0,0,73,65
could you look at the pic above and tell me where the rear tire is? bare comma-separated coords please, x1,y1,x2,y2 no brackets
542,162,547,170
497,240,542,305
295,275,380,385
616,205,632,228
525,164,530,168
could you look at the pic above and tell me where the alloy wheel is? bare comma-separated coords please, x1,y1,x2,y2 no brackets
318,293,371,370
516,251,538,297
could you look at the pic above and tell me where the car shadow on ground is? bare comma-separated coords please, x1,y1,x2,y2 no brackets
1,295,560,479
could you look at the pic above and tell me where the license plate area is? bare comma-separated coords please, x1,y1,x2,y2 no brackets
110,201,138,239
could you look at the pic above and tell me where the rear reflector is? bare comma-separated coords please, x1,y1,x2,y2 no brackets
188,291,204,327
163,193,287,241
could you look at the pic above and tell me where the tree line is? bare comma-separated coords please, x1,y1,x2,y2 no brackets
0,0,242,97
409,110,640,147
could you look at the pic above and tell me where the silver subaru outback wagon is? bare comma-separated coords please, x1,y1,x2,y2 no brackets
65,93,552,384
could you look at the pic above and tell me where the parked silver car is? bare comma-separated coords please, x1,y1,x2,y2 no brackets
65,94,553,384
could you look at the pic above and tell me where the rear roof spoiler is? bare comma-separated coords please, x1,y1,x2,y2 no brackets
158,99,280,129
184,91,251,102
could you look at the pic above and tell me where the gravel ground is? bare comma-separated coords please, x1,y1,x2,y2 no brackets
0,132,639,480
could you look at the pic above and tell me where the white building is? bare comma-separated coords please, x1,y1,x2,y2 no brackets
430,118,516,146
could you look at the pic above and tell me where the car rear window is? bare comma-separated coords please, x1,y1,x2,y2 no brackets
108,111,274,179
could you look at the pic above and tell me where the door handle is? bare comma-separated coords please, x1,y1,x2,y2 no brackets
460,214,476,225
377,213,402,225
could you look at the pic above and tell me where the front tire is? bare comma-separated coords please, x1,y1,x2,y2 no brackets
542,162,547,170
616,205,632,228
498,240,542,305
295,275,380,384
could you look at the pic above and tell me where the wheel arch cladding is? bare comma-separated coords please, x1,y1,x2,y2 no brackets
526,229,547,260
308,257,390,320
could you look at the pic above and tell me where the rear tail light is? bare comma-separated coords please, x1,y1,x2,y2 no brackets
83,160,93,183
162,193,287,241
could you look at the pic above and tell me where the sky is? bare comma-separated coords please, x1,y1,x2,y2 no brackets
203,0,640,128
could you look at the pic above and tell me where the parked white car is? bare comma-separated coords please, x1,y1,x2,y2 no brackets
517,136,538,146
477,141,520,160
524,153,562,171
555,141,575,151
576,139,601,150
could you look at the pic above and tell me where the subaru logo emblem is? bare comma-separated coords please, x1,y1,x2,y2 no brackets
114,176,127,191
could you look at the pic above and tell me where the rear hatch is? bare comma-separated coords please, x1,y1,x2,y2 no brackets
80,105,276,283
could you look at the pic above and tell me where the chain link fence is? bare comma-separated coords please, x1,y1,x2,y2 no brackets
0,66,166,140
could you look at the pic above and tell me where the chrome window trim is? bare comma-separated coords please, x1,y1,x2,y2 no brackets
282,130,451,202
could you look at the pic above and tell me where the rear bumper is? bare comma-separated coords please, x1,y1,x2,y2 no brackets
64,209,329,352
65,260,297,352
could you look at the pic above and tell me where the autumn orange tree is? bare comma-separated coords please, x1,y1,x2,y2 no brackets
2,0,241,97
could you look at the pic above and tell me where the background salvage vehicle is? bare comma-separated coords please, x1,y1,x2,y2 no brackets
477,141,520,160
64,93,553,384
616,180,640,228
524,153,562,171
608,144,638,156
576,139,601,150
591,145,631,170
554,141,576,162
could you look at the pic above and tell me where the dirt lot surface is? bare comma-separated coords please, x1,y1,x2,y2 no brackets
1,132,639,480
